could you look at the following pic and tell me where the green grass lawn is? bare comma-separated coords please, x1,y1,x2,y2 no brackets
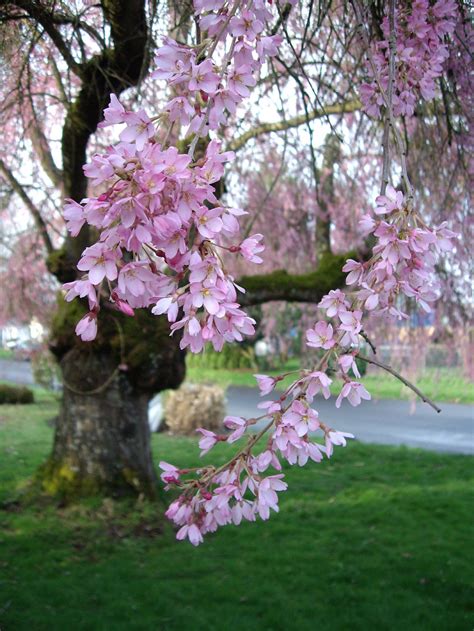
186,363,474,404
1,395,473,630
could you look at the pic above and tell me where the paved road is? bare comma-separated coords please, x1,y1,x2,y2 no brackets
0,359,35,385
226,386,474,455
1,359,472,454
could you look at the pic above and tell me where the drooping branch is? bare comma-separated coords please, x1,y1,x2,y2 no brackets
26,92,63,189
228,99,361,152
0,157,54,254
2,0,83,77
238,252,349,306
357,355,442,413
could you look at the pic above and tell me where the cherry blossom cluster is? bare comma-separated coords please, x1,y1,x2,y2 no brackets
61,0,459,546
161,185,457,545
343,185,458,318
160,393,353,546
361,0,458,117
63,0,285,351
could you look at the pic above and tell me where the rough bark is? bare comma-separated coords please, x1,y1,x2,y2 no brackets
41,351,158,499
41,301,186,499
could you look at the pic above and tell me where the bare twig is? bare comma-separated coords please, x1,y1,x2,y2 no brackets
352,0,414,202
357,354,442,413
360,330,377,354
380,0,396,194
0,158,54,254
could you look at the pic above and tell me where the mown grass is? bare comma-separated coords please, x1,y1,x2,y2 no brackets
1,394,473,630
186,363,474,404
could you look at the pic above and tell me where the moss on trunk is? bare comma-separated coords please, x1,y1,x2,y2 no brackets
36,456,157,501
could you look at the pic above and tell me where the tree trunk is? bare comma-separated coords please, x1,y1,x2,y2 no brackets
3,0,188,502
40,305,186,500
40,350,157,499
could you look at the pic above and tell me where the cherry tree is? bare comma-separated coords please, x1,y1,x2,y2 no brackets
0,0,470,518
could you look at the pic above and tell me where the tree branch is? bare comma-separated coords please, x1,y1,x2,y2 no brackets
357,355,442,414
26,91,63,189
3,0,83,77
228,99,361,151
238,252,349,306
0,158,54,254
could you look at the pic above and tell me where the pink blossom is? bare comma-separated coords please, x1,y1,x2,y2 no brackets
239,234,264,264
343,259,365,285
77,244,118,285
194,206,223,239
335,382,371,408
230,11,263,40
433,222,457,251
409,229,437,253
64,199,86,236
190,283,226,315
306,321,335,350
357,283,379,311
158,461,180,485
111,293,135,317
156,146,191,179
119,110,155,151
256,35,283,59
360,1,456,119
375,185,405,215
257,399,282,415
189,59,219,94
99,93,126,127
325,430,355,457
227,64,256,98
196,428,219,456
117,262,155,297
256,474,287,520
379,239,411,266
224,416,247,443
338,354,361,378
358,214,376,235
166,96,194,125
318,289,349,317
254,374,276,396
63,279,98,310
75,313,98,342
152,40,193,81
303,371,332,400
151,296,179,322
176,523,203,547
282,400,320,437
252,449,281,473
338,310,363,345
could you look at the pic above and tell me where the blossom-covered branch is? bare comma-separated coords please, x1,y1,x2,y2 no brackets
64,0,286,351
64,0,458,545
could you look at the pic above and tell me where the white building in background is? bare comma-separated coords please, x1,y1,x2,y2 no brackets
0,318,45,349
